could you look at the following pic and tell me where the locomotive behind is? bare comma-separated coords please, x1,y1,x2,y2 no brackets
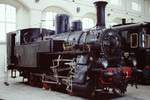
7,1,140,97
113,21,150,84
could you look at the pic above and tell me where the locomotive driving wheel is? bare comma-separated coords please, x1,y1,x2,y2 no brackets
112,79,127,96
112,88,125,96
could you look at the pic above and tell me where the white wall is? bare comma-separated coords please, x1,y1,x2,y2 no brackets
17,0,97,28
14,0,150,28
0,44,6,78
29,9,42,28
16,7,30,29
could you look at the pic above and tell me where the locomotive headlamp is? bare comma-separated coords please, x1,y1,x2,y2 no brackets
133,59,137,66
102,59,108,68
89,57,93,61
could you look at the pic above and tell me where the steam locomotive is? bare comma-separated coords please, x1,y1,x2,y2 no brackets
7,1,146,97
113,21,150,84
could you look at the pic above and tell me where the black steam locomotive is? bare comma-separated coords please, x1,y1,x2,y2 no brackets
113,21,150,84
7,1,149,97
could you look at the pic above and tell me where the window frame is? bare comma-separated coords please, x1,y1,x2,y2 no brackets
42,6,71,30
0,4,16,42
43,11,57,30
131,1,142,12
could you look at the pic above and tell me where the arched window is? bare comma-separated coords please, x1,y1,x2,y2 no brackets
42,6,70,30
0,4,16,42
131,0,141,12
43,12,57,30
82,18,95,30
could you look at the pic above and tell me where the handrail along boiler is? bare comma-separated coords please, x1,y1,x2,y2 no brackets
7,1,136,97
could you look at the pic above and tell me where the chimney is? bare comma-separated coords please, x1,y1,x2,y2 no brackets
94,1,108,28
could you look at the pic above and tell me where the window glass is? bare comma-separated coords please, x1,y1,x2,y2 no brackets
0,4,5,22
43,12,57,30
132,1,141,11
6,5,16,22
130,33,138,48
0,4,16,42
0,23,5,41
43,7,70,30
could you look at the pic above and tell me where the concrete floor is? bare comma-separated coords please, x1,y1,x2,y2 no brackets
1,45,150,100
0,77,150,100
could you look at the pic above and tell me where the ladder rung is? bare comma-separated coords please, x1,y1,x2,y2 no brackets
53,59,73,62
57,68,72,71
42,80,58,84
56,76,68,79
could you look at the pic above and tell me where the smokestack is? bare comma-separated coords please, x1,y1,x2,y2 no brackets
94,1,108,28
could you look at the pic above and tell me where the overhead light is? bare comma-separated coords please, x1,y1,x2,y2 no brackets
107,13,111,16
76,7,80,13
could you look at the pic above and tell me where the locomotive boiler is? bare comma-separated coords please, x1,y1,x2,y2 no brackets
7,1,134,97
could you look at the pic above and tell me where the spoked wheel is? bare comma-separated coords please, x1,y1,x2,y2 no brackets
66,83,96,98
112,88,125,96
70,89,96,98
83,90,96,99
89,90,96,99
50,84,67,93
43,83,50,90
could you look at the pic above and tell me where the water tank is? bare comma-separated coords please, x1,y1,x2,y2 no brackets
72,20,82,31
56,14,70,34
